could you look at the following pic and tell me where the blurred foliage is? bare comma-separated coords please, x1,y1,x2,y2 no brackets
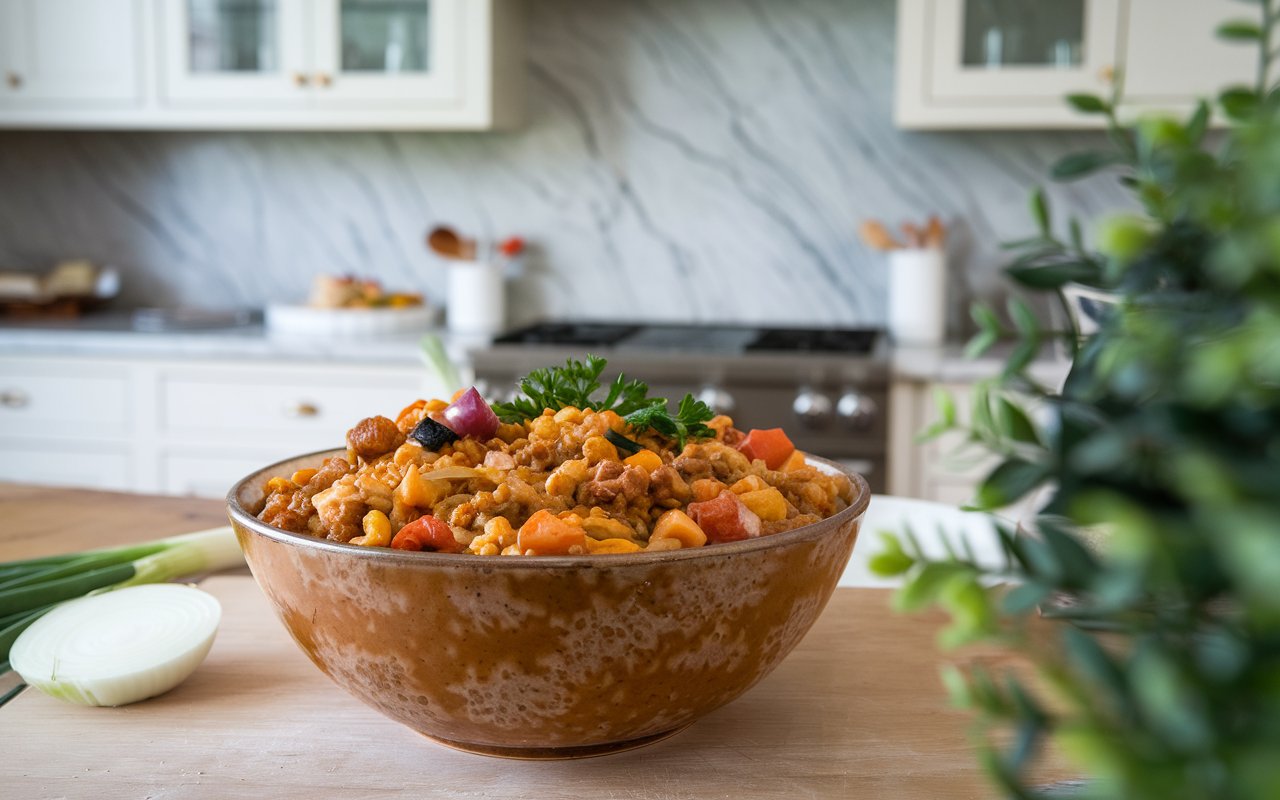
872,2,1280,797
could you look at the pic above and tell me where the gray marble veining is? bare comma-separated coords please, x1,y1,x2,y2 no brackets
0,0,1133,335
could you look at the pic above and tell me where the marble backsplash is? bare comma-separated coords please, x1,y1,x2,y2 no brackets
0,0,1132,333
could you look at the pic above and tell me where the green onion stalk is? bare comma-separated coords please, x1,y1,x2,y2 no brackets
0,527,243,672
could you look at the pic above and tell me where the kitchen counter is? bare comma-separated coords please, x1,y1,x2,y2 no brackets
892,341,1072,387
0,484,1075,799
0,313,487,365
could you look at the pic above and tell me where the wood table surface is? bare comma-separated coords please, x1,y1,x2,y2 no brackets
0,483,1074,799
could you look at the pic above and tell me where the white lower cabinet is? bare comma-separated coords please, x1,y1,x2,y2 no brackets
0,355,438,498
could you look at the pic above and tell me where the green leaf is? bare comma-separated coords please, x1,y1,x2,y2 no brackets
1006,261,1102,289
1186,100,1210,143
997,397,1042,445
1051,151,1124,181
896,561,966,612
975,458,1049,510
1001,581,1050,614
1029,187,1050,236
1006,297,1040,336
1065,93,1110,114
964,328,999,359
1219,86,1260,121
1216,19,1263,40
868,533,915,577
971,304,1002,334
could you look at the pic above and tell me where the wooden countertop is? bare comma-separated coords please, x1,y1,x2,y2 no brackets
0,484,1074,799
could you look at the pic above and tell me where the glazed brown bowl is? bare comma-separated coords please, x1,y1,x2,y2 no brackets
227,449,870,759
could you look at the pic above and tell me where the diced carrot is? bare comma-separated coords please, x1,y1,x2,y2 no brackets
736,428,796,470
517,509,587,555
779,449,808,472
395,399,427,429
391,515,464,553
691,478,728,503
687,492,762,544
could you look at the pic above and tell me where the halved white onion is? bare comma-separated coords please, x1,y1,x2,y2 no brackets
10,583,221,707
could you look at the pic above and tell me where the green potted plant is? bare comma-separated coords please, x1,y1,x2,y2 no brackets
872,4,1280,798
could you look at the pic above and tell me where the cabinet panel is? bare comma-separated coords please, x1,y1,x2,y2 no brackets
0,363,131,439
311,0,464,105
1,0,141,105
160,0,311,105
0,441,133,491
1123,0,1255,102
159,366,423,447
928,0,1121,104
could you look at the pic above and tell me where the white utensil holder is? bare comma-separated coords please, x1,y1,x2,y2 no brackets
887,248,947,346
446,260,505,335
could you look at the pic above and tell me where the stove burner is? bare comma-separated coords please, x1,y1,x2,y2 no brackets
492,323,638,347
491,322,882,355
746,328,879,353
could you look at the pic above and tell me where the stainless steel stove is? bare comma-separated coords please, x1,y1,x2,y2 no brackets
471,322,889,492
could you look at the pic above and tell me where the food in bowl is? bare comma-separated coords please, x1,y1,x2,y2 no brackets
257,356,853,557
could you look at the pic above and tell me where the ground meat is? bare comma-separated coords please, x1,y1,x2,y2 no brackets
259,456,352,533
347,416,405,460
578,461,650,507
649,465,692,507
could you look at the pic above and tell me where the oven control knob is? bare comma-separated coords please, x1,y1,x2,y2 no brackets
836,391,878,431
792,389,833,428
697,386,736,415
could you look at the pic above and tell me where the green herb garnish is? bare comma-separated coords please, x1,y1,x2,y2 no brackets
492,355,715,448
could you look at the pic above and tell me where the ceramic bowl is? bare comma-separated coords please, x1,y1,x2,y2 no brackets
227,449,870,759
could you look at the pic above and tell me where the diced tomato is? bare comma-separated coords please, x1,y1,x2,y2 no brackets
736,428,796,471
687,492,763,544
391,515,464,553
517,510,587,555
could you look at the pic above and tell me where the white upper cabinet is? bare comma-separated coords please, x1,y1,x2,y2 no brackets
0,0,142,106
161,0,310,105
0,0,522,129
897,0,1255,129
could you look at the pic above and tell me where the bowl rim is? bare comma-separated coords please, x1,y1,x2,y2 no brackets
227,448,871,569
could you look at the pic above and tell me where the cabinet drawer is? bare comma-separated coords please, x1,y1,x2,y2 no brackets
159,367,423,447
0,363,130,438
0,440,133,491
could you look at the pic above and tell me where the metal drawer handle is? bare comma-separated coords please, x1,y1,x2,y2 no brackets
1,389,29,409
285,402,320,418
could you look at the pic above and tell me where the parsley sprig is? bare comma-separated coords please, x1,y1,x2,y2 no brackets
491,355,715,447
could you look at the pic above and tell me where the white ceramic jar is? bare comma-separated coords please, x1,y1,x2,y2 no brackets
446,261,506,334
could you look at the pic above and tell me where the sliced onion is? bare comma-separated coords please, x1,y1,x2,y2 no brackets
423,465,482,481
11,584,221,707
443,387,500,440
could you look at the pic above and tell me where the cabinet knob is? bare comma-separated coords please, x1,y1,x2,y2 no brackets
0,389,30,409
291,72,309,87
285,402,320,418
5,72,21,90
315,72,333,88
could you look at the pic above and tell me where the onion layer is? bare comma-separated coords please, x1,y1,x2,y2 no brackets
10,583,221,707
443,387,500,440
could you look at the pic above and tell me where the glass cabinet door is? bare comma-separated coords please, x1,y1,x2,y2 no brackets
311,0,462,104
162,0,309,104
929,0,1120,105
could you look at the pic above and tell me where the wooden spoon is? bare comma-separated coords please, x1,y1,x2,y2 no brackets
925,215,946,249
426,226,477,261
858,220,902,251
